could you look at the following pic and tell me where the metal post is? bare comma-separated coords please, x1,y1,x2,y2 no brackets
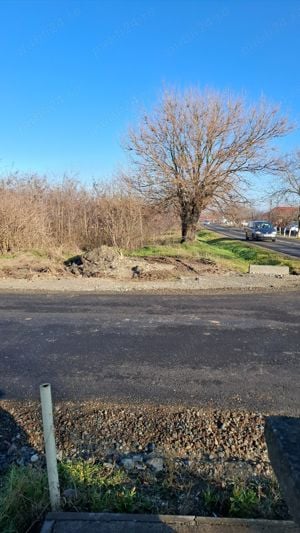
40,383,60,511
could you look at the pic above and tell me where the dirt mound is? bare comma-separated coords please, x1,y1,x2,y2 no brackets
0,247,230,282
67,246,124,278
66,248,228,280
67,249,183,280
83,246,121,266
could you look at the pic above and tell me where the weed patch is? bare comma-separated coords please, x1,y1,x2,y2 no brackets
0,460,289,533
0,465,49,533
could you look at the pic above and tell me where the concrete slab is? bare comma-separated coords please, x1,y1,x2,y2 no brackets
265,416,300,526
41,513,300,532
249,265,290,275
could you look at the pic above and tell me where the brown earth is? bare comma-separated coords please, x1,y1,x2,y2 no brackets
64,245,229,280
0,251,68,280
0,246,228,282
0,246,299,294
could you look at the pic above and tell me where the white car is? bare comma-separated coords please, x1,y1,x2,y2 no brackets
284,222,299,236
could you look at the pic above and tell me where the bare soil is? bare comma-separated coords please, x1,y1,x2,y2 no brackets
0,251,67,279
0,246,227,282
0,246,299,293
65,245,228,281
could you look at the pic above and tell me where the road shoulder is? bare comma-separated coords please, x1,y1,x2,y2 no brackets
0,273,299,294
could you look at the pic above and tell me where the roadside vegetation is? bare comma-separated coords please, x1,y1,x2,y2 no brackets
131,229,300,274
0,88,298,260
0,461,288,533
0,175,176,254
1,226,299,280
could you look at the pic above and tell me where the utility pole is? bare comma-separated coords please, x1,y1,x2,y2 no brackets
269,199,273,223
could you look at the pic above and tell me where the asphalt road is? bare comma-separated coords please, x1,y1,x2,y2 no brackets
1,292,299,414
208,224,300,259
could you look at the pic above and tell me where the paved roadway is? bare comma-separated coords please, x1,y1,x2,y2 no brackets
208,224,300,259
1,292,299,414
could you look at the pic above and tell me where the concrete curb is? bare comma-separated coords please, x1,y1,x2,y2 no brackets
265,417,300,526
248,265,290,275
41,512,300,532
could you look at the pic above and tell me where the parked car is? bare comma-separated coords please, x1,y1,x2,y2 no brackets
245,221,277,241
284,222,299,236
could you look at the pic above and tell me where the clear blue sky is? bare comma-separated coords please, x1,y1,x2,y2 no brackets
1,0,300,197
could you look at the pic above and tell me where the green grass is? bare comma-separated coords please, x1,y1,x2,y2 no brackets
202,480,284,519
0,462,150,533
0,462,289,532
0,253,18,260
128,229,300,273
229,486,260,518
0,464,49,533
59,461,149,513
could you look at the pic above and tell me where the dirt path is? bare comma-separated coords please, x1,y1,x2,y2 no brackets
0,273,299,293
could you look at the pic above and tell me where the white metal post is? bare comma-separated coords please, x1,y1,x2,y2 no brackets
40,383,61,511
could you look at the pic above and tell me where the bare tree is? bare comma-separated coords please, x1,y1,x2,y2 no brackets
125,88,292,242
214,201,258,226
271,150,300,229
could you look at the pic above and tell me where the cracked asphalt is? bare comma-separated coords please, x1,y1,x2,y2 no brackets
0,292,299,414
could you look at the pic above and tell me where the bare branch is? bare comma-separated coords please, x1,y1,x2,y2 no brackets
125,88,292,242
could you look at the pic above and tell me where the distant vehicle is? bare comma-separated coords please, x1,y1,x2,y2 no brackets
203,220,211,225
245,221,277,242
284,222,299,236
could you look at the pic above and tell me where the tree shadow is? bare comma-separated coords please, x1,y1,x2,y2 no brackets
0,404,291,530
57,448,290,521
0,405,38,473
205,237,244,245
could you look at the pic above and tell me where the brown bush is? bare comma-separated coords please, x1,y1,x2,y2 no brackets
0,176,51,253
0,174,176,253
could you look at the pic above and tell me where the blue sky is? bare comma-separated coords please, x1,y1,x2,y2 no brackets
1,0,300,199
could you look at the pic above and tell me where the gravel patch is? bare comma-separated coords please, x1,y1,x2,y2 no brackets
0,402,290,518
0,402,271,476
0,273,299,293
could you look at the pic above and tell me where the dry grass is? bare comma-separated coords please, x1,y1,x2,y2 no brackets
0,249,72,279
0,175,177,254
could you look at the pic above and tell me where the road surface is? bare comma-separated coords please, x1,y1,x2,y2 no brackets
1,292,299,414
208,224,300,259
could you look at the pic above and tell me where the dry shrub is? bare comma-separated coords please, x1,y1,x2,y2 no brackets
0,174,176,253
0,176,51,253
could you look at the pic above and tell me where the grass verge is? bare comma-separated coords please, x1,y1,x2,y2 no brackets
130,229,300,273
0,461,288,532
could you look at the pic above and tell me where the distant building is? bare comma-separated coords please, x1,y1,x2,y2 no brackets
198,211,216,224
261,206,298,227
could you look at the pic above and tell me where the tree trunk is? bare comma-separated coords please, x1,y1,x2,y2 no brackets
180,207,200,243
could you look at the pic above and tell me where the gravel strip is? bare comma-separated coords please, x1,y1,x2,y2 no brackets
1,401,290,518
0,273,299,293
1,401,270,473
